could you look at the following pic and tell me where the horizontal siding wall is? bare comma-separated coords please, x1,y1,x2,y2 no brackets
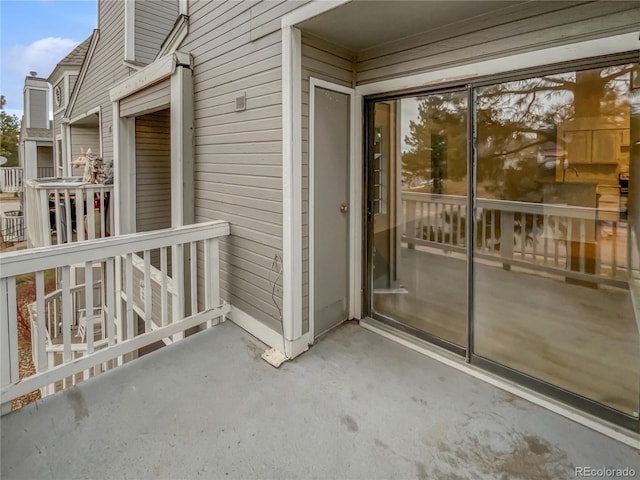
301,32,354,333
355,1,640,84
70,0,133,168
69,124,100,176
135,109,172,233
135,0,179,65
182,0,309,333
120,79,171,117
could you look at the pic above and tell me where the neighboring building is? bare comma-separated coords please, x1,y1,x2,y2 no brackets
17,0,640,435
18,74,53,181
47,35,93,177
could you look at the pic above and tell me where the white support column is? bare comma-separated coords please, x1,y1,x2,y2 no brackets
282,25,303,350
170,60,194,228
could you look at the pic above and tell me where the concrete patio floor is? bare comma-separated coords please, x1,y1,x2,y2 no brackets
2,320,638,480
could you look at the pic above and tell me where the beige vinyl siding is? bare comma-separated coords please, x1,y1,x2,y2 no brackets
134,0,179,65
29,90,48,129
355,1,640,84
120,80,171,117
36,146,53,171
69,75,79,94
70,0,133,167
69,124,100,176
301,32,354,333
182,0,309,333
135,110,171,233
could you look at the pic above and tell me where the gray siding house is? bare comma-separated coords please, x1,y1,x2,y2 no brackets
22,0,640,436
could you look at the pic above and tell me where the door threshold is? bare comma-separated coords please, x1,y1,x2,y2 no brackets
359,316,640,449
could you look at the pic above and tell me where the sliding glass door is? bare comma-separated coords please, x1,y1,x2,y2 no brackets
473,64,639,418
370,92,468,351
367,60,640,424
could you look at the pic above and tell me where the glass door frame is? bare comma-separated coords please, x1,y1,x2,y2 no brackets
362,52,640,432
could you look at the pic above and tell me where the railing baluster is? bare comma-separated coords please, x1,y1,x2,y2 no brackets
456,204,462,246
85,262,94,360
543,215,549,266
171,245,184,340
418,203,424,240
61,265,72,363
99,188,106,237
190,242,198,315
125,253,134,340
106,258,116,347
425,201,431,241
54,190,62,245
75,188,85,242
144,250,152,332
612,221,618,279
86,189,95,240
406,200,416,249
490,210,496,254
579,219,586,273
35,271,47,373
64,190,73,244
1,276,19,413
161,247,169,327
204,238,221,327
566,220,573,271
531,214,538,262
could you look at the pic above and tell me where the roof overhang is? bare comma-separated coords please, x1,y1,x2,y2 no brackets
109,51,192,102
292,1,590,54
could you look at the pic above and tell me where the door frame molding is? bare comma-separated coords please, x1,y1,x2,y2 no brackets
309,77,357,342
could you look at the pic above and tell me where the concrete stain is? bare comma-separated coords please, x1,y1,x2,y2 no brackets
66,386,88,422
374,438,389,449
340,415,359,432
415,461,428,479
428,428,572,479
241,336,263,360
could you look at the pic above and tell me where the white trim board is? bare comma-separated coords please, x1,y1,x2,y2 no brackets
360,317,640,450
308,78,357,342
281,25,303,343
355,32,639,97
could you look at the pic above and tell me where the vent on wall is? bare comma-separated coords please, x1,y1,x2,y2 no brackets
235,93,246,112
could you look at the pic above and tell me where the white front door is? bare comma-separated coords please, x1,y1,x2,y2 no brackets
311,83,352,339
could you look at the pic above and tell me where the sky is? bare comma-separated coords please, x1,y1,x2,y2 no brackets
1,0,97,119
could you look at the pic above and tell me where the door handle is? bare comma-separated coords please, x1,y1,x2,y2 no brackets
340,204,348,213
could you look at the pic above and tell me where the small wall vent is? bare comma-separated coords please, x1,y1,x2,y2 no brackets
234,93,246,112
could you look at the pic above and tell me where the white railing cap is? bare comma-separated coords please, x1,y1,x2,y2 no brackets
0,221,230,278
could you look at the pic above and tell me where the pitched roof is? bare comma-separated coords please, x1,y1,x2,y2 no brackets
59,35,92,67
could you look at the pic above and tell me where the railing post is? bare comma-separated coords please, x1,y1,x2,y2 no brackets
500,210,514,271
0,277,18,414
204,237,221,327
406,200,416,250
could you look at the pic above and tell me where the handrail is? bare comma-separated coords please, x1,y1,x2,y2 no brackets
0,221,230,278
1,220,230,409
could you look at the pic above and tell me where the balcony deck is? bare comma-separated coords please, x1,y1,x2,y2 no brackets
2,321,638,480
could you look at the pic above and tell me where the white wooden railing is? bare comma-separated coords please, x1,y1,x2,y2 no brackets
403,192,628,287
24,178,114,248
0,168,23,193
1,221,230,412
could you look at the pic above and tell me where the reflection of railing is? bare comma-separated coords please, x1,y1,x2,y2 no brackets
0,168,23,193
402,192,627,287
24,179,114,248
1,221,230,409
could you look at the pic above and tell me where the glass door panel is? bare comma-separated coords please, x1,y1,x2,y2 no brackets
371,92,468,349
473,64,640,417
